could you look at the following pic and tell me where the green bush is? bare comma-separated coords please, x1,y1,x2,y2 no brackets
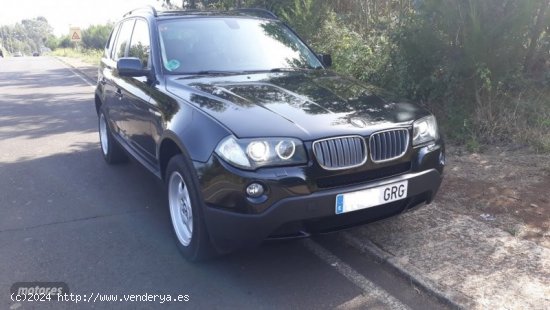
81,24,113,50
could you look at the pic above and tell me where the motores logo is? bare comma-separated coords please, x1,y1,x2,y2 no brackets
11,282,69,297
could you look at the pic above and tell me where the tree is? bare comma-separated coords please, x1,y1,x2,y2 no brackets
0,17,54,53
524,0,550,72
81,24,113,50
21,17,54,51
44,35,59,51
58,35,72,48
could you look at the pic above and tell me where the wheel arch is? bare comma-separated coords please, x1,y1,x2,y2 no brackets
94,93,102,115
158,135,186,181
158,107,232,178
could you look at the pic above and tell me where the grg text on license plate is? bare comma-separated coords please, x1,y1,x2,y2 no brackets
335,180,408,214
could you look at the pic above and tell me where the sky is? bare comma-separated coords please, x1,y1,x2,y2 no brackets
0,0,164,35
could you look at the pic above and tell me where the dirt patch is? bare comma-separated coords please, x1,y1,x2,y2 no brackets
437,145,550,247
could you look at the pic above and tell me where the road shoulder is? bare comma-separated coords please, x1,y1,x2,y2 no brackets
54,56,98,84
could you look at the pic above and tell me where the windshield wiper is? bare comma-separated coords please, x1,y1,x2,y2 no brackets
181,70,246,76
242,68,311,73
179,68,319,77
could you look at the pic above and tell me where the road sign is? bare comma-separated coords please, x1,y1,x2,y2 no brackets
70,27,81,42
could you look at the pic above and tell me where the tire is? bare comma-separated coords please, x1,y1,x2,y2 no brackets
166,154,214,261
98,108,127,164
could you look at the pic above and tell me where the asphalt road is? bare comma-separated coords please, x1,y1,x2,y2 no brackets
0,56,449,310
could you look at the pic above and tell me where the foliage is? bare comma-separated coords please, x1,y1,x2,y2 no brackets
44,35,59,51
58,35,72,49
277,0,329,42
0,17,54,54
378,0,550,146
51,48,103,65
81,24,114,50
21,17,54,51
0,20,114,52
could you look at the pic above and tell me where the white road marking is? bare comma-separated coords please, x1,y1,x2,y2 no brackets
67,66,96,89
303,239,410,310
55,57,96,89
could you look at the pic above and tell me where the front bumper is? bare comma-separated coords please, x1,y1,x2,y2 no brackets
203,168,442,253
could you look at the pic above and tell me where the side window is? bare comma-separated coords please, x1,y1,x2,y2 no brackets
128,19,151,69
104,23,120,59
112,19,135,61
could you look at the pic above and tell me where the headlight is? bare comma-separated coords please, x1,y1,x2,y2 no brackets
413,115,439,146
215,136,251,168
247,141,269,161
215,136,307,170
275,140,296,160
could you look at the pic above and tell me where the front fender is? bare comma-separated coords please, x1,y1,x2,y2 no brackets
159,109,231,163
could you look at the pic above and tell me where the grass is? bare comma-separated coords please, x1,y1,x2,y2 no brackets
51,48,102,65
506,87,550,153
437,84,550,154
505,224,525,238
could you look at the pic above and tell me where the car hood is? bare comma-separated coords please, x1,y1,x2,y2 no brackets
166,70,430,141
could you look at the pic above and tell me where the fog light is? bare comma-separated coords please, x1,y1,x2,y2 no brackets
246,183,264,198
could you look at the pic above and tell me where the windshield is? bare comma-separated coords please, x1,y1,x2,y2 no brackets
158,18,323,74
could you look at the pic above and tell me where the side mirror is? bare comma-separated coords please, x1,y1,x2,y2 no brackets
318,54,332,68
117,57,149,77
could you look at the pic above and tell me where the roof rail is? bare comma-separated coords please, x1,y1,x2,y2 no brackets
160,9,203,15
123,5,158,18
231,8,278,20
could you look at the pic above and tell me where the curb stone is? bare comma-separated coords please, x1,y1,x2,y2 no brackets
342,232,475,310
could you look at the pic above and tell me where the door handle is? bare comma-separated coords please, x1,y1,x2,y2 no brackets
115,88,123,100
148,108,162,117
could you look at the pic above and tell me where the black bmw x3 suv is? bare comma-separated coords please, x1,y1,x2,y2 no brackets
95,6,445,260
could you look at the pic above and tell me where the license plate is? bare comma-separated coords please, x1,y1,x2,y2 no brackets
335,180,408,214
